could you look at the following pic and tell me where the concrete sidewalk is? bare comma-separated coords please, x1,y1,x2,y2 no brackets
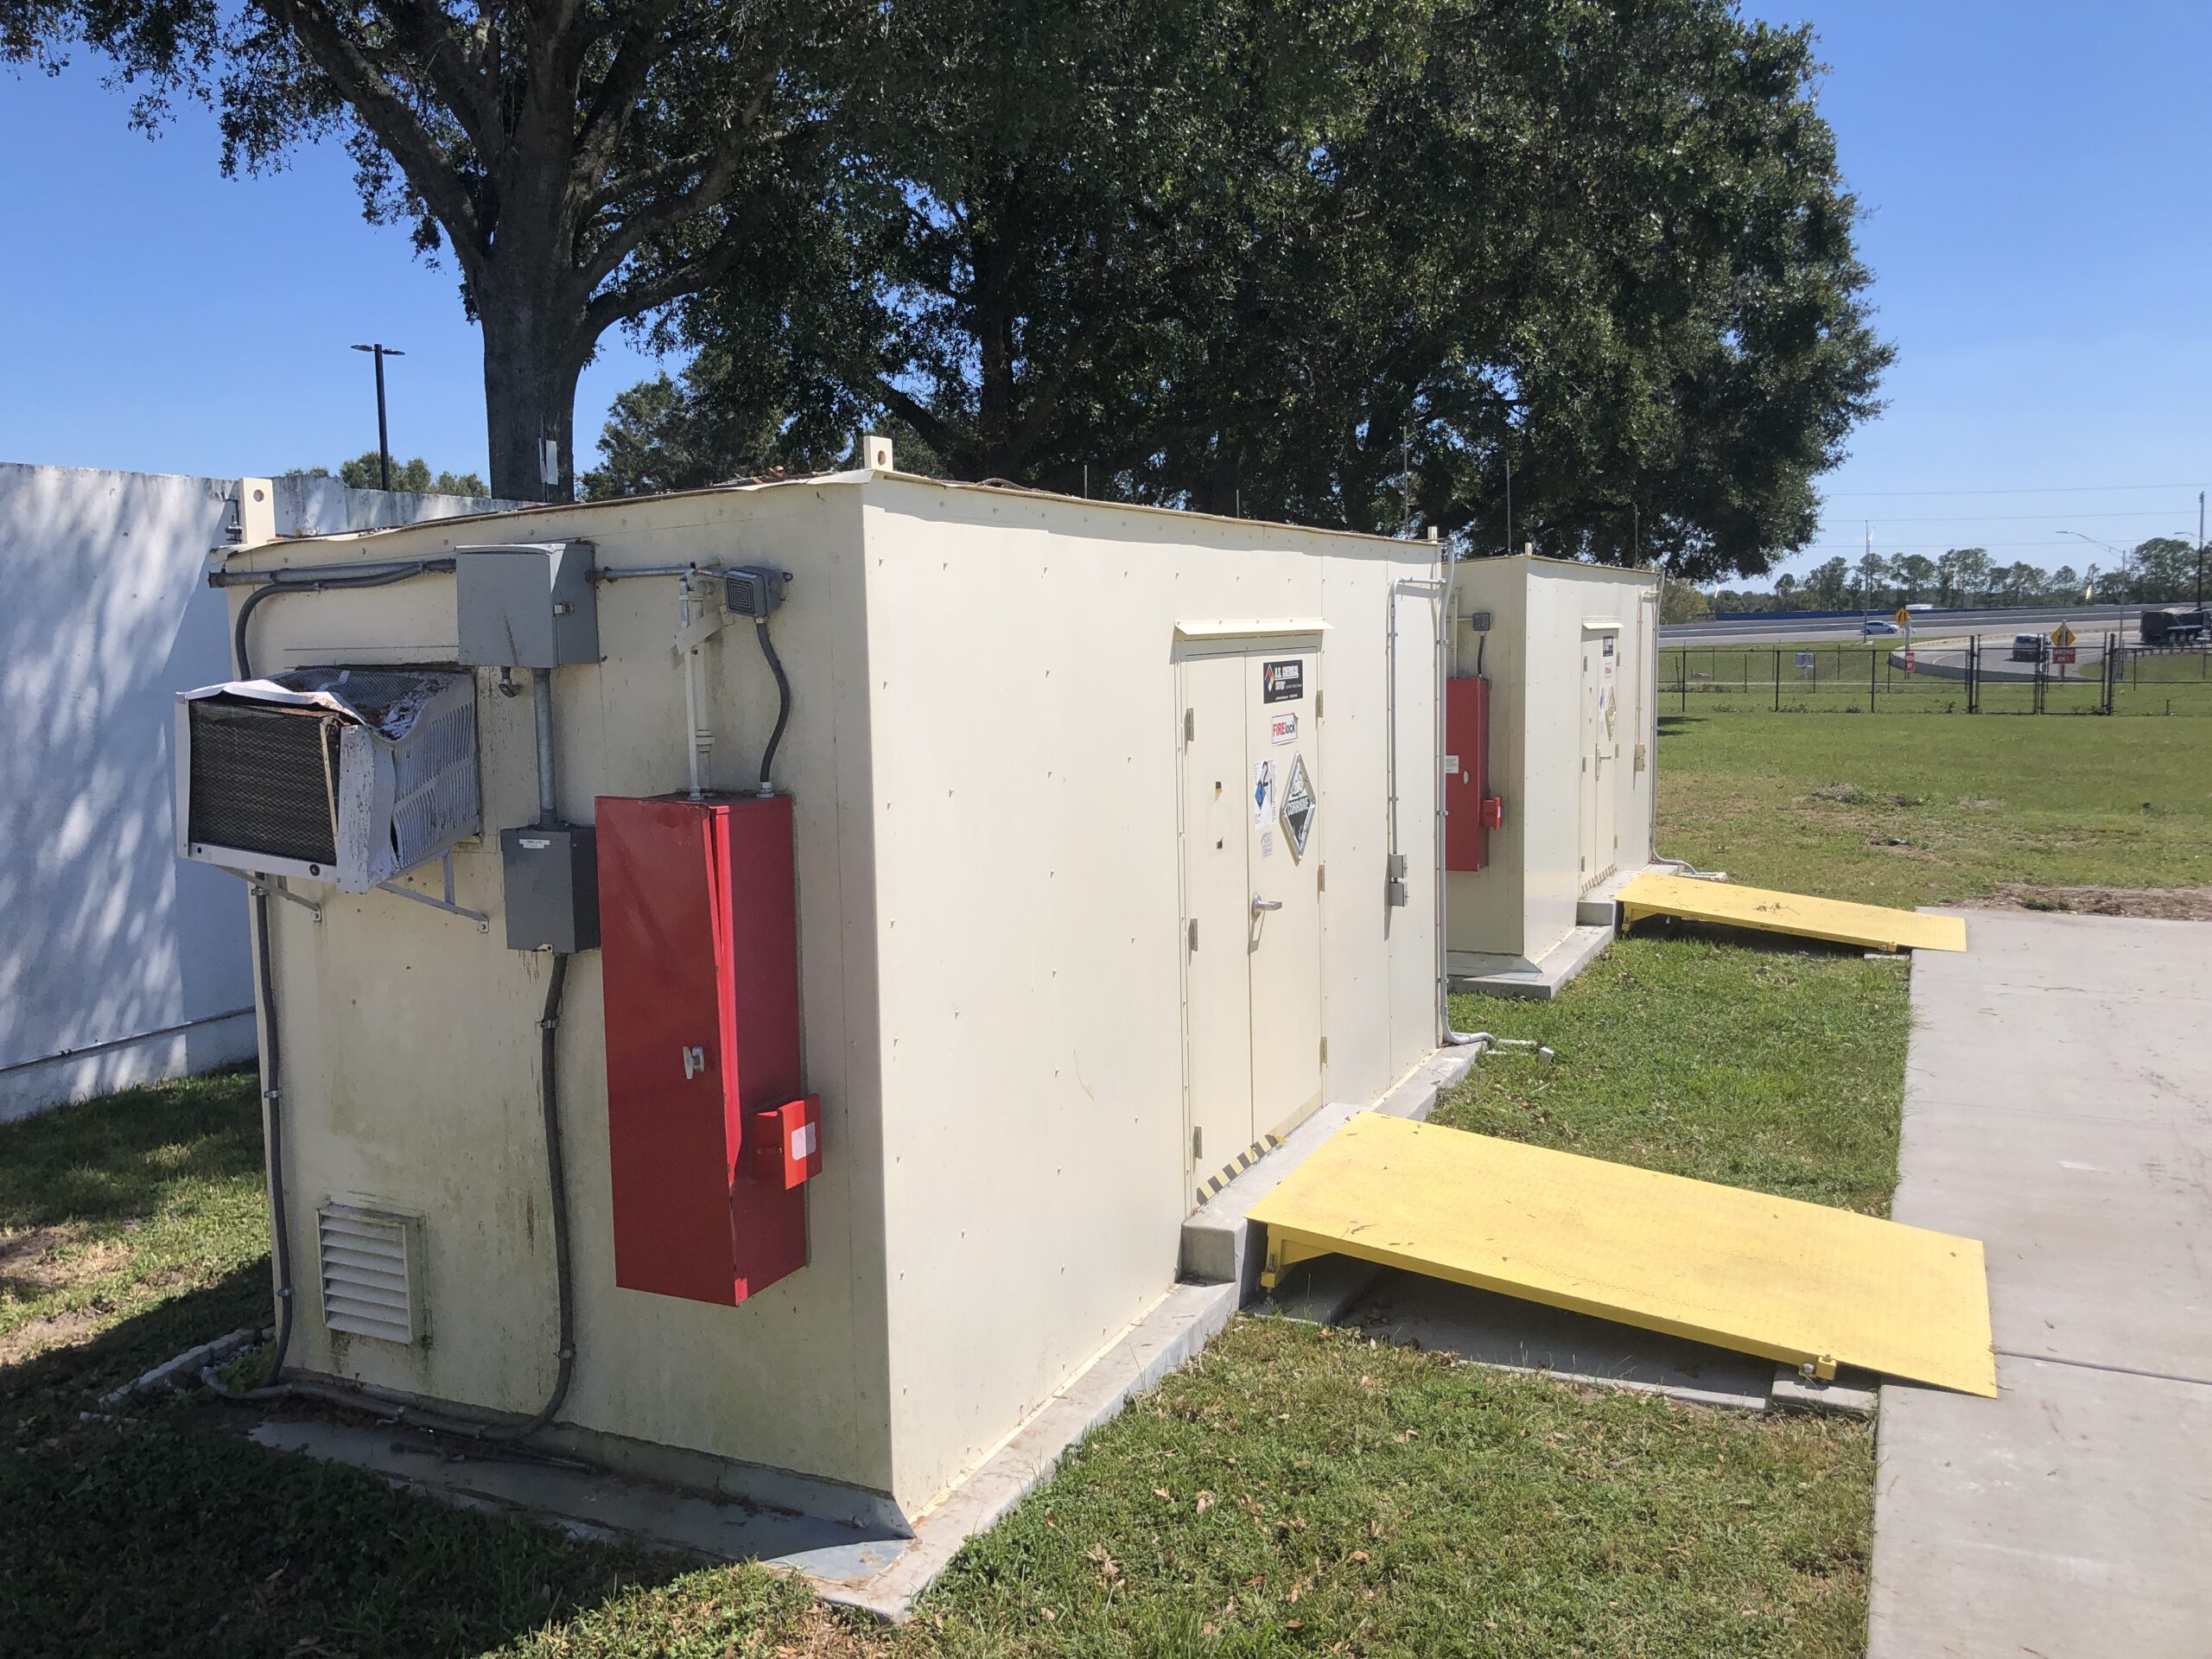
1870,910,2212,1657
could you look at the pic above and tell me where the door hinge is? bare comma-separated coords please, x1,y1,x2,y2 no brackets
1319,1035,1329,1065
1316,690,1325,719
1317,862,1326,893
1187,918,1198,951
1184,708,1195,743
1192,1127,1204,1160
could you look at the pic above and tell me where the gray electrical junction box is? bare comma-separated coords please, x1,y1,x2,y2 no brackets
499,823,600,953
456,542,599,668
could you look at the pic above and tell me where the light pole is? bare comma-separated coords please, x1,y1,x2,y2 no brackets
350,343,406,491
2056,529,2129,601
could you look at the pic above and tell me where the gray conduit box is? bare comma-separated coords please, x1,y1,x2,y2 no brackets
455,542,599,668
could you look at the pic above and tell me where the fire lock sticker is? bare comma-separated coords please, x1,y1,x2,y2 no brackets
1270,713,1299,746
1262,659,1304,703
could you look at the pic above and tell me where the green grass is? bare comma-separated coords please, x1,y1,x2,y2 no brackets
54,704,2212,1656
0,1068,271,1365
1437,937,1909,1215
1652,709,2212,907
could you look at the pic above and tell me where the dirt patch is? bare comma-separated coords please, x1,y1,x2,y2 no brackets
1971,884,2212,922
1809,782,1860,804
1866,836,1936,861
0,1306,103,1367
0,1225,132,1294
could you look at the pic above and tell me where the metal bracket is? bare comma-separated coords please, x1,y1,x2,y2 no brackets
235,873,322,923
376,852,490,932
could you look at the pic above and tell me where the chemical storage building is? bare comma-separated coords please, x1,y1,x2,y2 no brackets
181,456,1445,1528
1441,555,1660,994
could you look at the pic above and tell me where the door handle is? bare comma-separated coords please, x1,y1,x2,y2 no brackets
1251,893,1283,913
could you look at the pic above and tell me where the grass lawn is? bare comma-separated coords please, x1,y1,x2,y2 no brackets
18,703,2190,1657
1435,937,1908,1216
1653,709,2212,908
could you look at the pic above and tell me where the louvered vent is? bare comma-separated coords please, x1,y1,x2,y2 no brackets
316,1204,424,1344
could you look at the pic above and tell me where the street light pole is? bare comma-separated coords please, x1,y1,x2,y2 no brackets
350,343,406,491
2197,491,2204,610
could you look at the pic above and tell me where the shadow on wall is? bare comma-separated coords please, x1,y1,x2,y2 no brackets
0,463,518,1122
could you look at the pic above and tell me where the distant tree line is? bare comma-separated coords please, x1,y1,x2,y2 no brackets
1706,538,2206,613
286,454,488,496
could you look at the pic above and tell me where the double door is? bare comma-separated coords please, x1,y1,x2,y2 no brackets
1179,643,1324,1202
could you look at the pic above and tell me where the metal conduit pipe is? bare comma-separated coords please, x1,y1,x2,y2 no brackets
532,669,558,823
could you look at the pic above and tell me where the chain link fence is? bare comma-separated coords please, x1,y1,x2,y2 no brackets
1662,634,2212,716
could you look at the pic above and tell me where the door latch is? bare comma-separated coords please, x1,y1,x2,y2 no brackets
1251,893,1283,914
681,1045,707,1079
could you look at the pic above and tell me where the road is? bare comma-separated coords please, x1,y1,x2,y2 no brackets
1662,603,2141,646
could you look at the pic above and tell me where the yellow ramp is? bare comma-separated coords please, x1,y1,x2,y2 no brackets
1616,872,1967,953
1250,1115,1995,1396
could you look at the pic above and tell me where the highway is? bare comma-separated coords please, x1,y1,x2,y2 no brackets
1662,603,2145,646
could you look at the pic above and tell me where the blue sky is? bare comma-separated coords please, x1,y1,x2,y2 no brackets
1,3,2205,579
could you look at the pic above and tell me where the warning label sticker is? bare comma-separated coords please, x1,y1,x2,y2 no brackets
1252,758,1275,828
1270,713,1299,746
1280,753,1316,856
1262,659,1304,703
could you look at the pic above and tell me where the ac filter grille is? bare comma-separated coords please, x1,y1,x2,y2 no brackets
188,703,338,866
316,1205,422,1344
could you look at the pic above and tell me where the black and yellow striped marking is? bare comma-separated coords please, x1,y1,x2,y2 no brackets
1194,1132,1285,1207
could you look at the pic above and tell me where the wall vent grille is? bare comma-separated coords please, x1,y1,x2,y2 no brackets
316,1205,423,1344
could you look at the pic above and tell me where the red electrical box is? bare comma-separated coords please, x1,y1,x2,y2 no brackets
1444,677,1505,872
596,793,811,1306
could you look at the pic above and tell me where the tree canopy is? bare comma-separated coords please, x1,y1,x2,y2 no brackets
591,0,1891,582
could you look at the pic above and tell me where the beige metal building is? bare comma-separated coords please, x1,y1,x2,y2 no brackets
188,460,1446,1526
1443,555,1659,991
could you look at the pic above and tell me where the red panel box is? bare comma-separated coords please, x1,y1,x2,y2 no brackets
1444,677,1505,873
596,793,809,1306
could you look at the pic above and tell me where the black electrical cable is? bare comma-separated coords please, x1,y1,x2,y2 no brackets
753,617,791,795
496,951,576,1438
252,885,296,1388
232,559,454,678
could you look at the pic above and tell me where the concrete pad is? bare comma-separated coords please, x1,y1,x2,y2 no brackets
1770,1363,1879,1417
1179,1045,1471,1292
1870,1357,2212,1658
248,1277,1236,1622
1871,909,2212,1656
1341,1270,1774,1411
1449,923,1615,1001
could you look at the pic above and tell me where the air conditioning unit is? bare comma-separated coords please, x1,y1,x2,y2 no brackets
175,667,480,893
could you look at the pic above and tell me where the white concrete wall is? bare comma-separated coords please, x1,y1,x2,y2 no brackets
0,461,517,1121
860,480,1440,1513
1446,556,1657,967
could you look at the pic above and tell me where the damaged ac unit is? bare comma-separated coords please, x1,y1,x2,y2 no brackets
175,667,480,893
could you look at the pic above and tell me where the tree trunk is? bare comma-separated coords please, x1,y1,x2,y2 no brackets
480,268,589,505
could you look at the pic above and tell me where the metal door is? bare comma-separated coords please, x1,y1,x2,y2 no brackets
1243,648,1323,1146
1178,643,1325,1203
1578,634,1602,888
1179,653,1253,1192
1586,627,1620,890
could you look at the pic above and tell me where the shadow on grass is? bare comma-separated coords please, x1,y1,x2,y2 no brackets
1656,712,1705,736
0,1269,693,1659
1621,914,1878,961
0,1065,265,1233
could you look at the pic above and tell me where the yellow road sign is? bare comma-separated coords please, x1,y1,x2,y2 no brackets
1894,607,1911,626
2051,622,2077,647
1252,1114,1997,1395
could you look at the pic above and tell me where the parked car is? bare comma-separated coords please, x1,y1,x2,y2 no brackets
1860,618,1901,637
2011,632,2049,663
